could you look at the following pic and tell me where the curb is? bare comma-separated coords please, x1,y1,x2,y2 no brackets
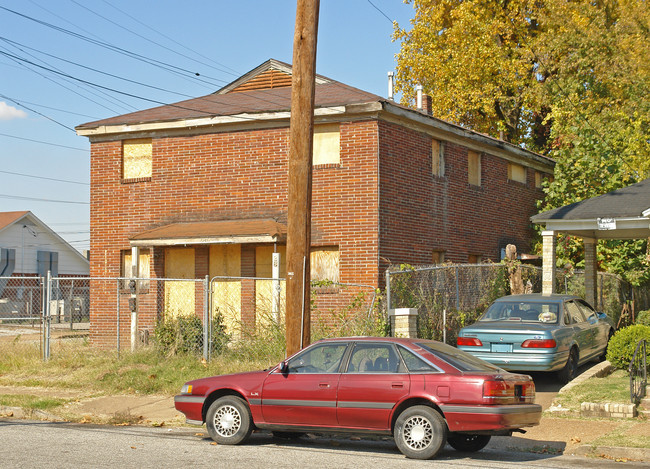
569,445,650,462
547,361,613,414
0,405,64,422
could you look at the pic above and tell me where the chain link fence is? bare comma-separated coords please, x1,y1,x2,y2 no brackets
386,263,650,346
1,274,380,364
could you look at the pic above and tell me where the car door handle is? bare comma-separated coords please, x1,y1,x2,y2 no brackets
392,382,404,388
319,383,330,388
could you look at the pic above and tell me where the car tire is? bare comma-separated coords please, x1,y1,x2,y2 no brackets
394,405,447,459
206,396,253,445
599,329,614,361
558,347,578,384
447,433,491,452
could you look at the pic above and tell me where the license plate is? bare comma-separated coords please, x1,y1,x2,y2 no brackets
491,343,513,353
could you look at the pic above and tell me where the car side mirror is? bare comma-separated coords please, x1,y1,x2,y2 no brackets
279,360,289,374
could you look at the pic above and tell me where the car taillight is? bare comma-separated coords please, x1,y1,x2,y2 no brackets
457,337,482,346
521,339,557,348
483,379,512,402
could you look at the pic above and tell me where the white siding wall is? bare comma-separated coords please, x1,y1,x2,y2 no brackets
0,222,89,276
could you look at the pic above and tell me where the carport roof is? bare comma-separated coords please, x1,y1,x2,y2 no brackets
531,178,650,239
130,219,286,246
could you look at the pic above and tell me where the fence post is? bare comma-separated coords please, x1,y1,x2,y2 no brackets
69,278,75,330
385,270,391,313
44,270,51,361
203,275,210,362
455,265,460,311
116,279,121,358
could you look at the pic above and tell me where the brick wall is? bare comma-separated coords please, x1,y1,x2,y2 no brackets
89,122,381,343
378,121,544,275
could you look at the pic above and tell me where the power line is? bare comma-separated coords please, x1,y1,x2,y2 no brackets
0,97,99,119
0,92,73,132
0,170,89,186
367,0,394,24
0,194,89,205
0,132,87,152
72,0,237,79
0,6,225,89
100,0,240,76
0,36,199,99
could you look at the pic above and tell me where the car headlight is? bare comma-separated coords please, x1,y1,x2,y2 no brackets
180,384,193,394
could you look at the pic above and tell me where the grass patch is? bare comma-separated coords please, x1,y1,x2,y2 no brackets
590,421,650,449
551,369,631,412
0,394,68,411
0,342,283,396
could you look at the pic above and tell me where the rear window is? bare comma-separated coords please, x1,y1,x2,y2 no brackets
416,341,501,372
479,301,560,324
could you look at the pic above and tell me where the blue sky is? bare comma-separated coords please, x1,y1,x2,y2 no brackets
0,1,415,252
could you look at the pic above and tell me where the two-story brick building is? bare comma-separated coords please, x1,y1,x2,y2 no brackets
76,59,554,347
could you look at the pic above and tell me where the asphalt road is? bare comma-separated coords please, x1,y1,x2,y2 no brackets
1,419,644,469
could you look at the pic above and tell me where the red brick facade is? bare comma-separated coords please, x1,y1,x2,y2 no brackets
81,61,553,348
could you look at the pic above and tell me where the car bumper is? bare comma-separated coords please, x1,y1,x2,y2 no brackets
457,348,568,372
174,394,206,424
440,404,542,432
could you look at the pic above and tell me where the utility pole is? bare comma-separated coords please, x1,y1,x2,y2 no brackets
286,0,320,357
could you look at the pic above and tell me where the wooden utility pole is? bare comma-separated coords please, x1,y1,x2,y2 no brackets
286,0,320,357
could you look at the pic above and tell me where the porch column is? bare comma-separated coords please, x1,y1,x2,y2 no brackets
583,237,598,308
130,246,139,351
542,231,556,294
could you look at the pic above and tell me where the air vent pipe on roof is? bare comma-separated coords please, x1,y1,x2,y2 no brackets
387,71,394,101
416,84,423,111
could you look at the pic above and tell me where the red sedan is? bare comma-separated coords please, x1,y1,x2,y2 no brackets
174,337,541,459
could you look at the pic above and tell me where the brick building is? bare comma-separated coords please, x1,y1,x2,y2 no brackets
76,59,554,347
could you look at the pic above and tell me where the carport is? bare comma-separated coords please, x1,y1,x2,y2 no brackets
531,178,650,308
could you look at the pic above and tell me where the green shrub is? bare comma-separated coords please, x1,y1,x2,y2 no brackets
636,310,650,326
154,313,230,356
606,324,650,370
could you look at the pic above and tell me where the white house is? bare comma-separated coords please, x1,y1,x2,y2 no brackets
0,211,89,317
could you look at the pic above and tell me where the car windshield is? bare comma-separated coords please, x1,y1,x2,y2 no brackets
479,301,560,324
416,341,501,372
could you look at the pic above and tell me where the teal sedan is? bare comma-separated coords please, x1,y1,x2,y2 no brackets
457,294,615,383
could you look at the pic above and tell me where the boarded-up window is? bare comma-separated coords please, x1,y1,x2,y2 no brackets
468,150,481,186
508,162,526,183
313,124,340,165
123,138,152,179
468,254,482,264
121,249,151,290
210,244,242,334
432,250,445,265
164,247,195,317
432,139,445,177
311,247,339,283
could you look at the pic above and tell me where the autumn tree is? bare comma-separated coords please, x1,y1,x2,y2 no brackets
394,0,650,283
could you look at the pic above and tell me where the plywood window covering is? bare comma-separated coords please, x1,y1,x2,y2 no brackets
468,150,481,186
311,247,339,283
123,138,152,180
164,247,195,317
432,139,445,177
468,254,482,264
508,162,526,183
313,124,340,166
121,249,151,290
432,250,445,265
535,171,544,188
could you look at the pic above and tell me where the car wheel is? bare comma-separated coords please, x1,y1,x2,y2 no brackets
394,405,447,460
558,347,578,384
447,433,491,452
206,396,253,445
599,329,614,361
